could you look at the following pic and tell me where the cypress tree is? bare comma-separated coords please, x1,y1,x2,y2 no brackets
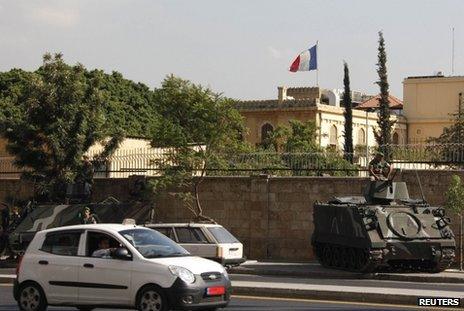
342,62,354,163
374,31,395,161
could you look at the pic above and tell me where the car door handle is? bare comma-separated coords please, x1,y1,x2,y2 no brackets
83,263,94,268
38,260,48,265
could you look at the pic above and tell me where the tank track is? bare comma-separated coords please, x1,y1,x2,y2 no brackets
313,242,382,273
313,242,454,273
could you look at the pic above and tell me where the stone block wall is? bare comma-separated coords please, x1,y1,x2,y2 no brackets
0,170,462,263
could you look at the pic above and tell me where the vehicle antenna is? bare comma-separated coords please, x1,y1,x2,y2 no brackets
415,170,426,203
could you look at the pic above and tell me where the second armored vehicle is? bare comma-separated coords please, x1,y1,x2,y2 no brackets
312,179,456,273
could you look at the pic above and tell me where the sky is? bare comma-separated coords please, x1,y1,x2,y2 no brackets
0,0,463,100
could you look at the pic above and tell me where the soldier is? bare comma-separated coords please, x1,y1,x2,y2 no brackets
368,152,392,181
76,155,94,201
9,207,22,232
80,207,97,224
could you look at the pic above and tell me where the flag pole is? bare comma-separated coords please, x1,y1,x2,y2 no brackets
316,40,319,87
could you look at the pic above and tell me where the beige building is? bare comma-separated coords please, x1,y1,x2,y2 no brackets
403,75,464,143
237,86,407,151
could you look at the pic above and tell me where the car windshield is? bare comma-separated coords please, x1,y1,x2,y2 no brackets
208,227,239,243
119,228,190,258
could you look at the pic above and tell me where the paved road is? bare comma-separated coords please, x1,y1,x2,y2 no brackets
0,285,413,311
231,274,464,293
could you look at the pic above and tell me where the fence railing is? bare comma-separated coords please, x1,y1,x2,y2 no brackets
1,144,464,179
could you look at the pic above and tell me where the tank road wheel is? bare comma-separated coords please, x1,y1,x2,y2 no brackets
322,244,333,267
332,246,340,268
339,247,349,269
332,246,341,268
354,248,368,271
347,248,357,270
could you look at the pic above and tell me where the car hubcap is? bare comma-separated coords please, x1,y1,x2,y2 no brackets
20,286,40,311
141,290,162,311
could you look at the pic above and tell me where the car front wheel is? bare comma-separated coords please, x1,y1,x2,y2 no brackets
18,282,47,311
137,285,168,311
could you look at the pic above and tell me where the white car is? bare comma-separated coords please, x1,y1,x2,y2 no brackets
145,223,245,268
13,223,231,311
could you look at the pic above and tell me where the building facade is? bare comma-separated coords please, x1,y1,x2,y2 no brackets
403,75,464,143
237,86,407,151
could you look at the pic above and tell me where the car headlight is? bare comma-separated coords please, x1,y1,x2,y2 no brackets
168,266,195,284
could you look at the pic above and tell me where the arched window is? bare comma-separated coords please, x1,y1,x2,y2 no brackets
261,123,274,144
357,128,366,145
329,125,338,146
392,132,399,145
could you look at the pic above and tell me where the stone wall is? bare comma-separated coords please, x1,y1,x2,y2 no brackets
92,170,464,262
0,170,462,262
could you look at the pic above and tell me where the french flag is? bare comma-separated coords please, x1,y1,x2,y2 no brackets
289,44,317,72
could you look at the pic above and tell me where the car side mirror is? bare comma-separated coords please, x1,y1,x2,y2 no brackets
113,247,132,260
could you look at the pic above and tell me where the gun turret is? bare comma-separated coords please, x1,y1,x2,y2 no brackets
364,181,410,204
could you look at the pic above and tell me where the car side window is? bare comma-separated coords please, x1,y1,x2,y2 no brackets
175,227,208,244
155,227,176,241
41,231,81,256
86,231,123,259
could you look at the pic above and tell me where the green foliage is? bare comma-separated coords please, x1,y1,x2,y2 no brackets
0,53,123,201
426,106,464,168
85,70,159,137
0,58,160,139
445,175,464,215
150,75,249,220
374,31,395,160
343,62,353,163
257,120,357,176
266,120,319,152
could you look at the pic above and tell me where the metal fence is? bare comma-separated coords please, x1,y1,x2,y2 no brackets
1,144,464,179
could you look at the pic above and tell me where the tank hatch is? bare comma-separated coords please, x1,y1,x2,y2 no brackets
377,208,443,240
364,181,410,203
329,196,367,204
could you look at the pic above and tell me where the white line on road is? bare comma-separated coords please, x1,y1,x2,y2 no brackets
232,295,459,311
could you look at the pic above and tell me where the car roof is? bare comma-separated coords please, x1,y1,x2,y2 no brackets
38,223,148,234
146,223,223,228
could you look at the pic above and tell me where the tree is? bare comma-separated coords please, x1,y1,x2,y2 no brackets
264,120,356,176
0,53,121,201
0,63,160,139
342,62,354,163
150,75,248,222
425,106,464,167
374,31,395,160
444,175,464,270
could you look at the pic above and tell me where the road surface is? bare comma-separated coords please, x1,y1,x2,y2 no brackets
0,284,415,311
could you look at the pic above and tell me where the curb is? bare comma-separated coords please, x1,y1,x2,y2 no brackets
230,268,464,284
374,273,464,284
233,286,417,306
0,275,15,284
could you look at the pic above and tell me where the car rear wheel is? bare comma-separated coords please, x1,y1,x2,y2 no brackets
137,285,168,311
18,282,47,311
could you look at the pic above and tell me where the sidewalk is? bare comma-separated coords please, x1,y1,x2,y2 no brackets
1,264,463,307
231,274,464,307
230,261,464,284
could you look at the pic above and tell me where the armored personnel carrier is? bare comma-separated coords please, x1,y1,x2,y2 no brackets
8,200,152,254
311,179,456,273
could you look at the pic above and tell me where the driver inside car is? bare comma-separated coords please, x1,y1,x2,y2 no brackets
91,237,115,259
